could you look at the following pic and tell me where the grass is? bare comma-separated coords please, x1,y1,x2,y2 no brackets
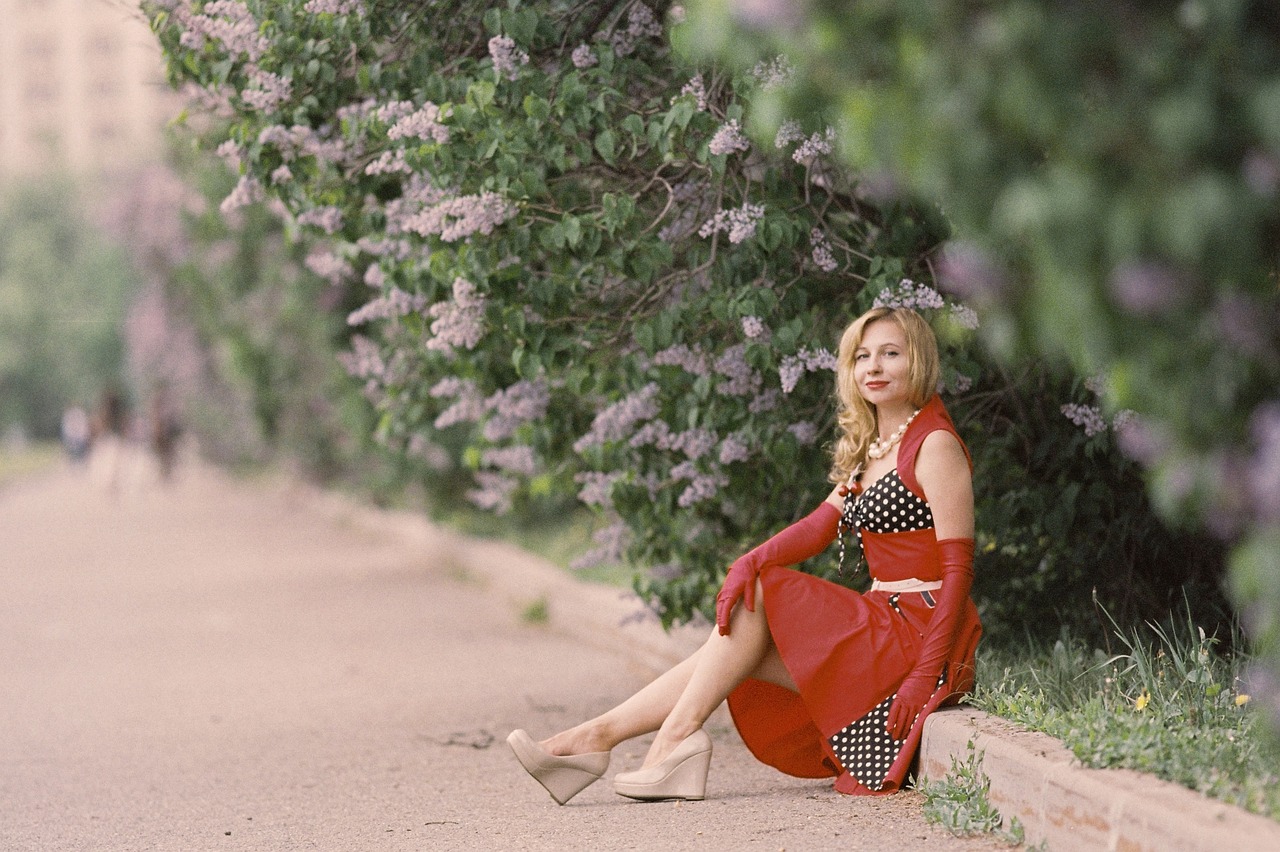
0,442,63,488
920,741,1026,845
972,605,1280,821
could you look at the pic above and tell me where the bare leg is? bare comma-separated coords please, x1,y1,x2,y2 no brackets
541,579,794,762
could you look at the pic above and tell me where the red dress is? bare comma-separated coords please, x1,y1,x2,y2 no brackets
726,394,982,795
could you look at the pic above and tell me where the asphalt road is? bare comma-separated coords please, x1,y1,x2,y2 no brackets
1,457,1006,851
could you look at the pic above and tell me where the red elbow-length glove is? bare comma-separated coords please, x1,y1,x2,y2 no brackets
886,537,975,740
715,501,840,635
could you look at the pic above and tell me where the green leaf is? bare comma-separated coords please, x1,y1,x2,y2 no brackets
595,129,617,165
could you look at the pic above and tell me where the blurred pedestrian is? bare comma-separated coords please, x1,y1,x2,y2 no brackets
60,406,91,466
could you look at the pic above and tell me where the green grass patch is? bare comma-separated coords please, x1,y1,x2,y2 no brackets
0,443,62,487
920,741,1026,845
973,605,1280,821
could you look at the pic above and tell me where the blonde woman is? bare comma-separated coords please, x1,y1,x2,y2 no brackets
508,306,981,802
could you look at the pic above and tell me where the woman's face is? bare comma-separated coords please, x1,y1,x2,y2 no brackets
853,318,912,408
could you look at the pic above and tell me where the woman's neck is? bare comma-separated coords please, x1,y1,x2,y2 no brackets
875,403,917,439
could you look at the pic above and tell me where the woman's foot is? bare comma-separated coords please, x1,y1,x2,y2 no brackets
507,729,610,805
540,722,612,758
613,728,712,801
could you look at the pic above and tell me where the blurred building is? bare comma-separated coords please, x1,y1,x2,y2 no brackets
0,0,177,178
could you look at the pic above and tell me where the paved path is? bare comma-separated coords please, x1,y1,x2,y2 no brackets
1,461,1006,851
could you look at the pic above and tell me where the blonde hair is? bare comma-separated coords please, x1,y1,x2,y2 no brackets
829,307,941,483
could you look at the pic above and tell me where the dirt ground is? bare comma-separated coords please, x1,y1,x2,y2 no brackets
0,455,1010,851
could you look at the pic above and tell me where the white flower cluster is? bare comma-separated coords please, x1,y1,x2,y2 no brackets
774,119,804,149
387,102,451,144
488,35,529,80
468,472,517,514
346,287,426,326
241,70,291,112
403,192,518,242
304,0,364,15
270,165,293,184
573,383,661,452
430,377,486,429
950,304,980,330
571,44,598,68
1061,403,1108,437
609,3,662,57
297,205,344,234
698,202,766,244
708,119,750,156
483,380,551,441
575,471,623,507
873,278,946,311
177,0,269,62
779,347,836,393
810,228,838,272
426,277,487,356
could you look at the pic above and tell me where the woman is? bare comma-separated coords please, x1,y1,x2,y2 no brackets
508,306,981,803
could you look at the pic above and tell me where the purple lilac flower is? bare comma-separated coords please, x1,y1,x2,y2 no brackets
793,128,835,165
609,4,662,57
338,335,385,381
1213,292,1276,361
570,522,629,569
749,388,781,413
270,165,293,184
406,434,450,470
574,383,661,452
714,344,762,396
652,343,710,376
405,192,517,242
733,0,804,30
483,380,551,441
787,422,819,445
571,44,598,68
698,202,766,244
346,287,426,326
304,248,353,284
482,445,538,477
709,119,750,156
178,1,269,62
431,377,486,429
950,373,974,393
426,277,487,356
718,434,751,464
387,102,451,144
488,35,529,80
676,74,708,111
363,264,385,288
741,316,768,340
670,428,717,461
1243,150,1280,198
297,205,344,235
874,278,946,311
629,419,673,449
949,304,980,330
1061,403,1108,437
774,119,804,149
810,228,838,272
365,150,410,175
468,472,517,514
304,0,363,15
575,471,622,508
676,467,729,508
241,70,291,111
219,174,262,215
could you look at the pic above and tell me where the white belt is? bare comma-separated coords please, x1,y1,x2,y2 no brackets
870,577,943,593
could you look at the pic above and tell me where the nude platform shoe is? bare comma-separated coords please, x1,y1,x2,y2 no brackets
507,729,611,805
612,728,712,801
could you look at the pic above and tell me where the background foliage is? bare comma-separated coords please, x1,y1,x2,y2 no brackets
0,182,139,440
140,0,1237,655
679,0,1279,715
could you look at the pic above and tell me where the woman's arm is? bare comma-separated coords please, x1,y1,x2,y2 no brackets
886,429,976,738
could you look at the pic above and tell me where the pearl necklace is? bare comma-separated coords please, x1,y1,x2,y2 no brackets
866,409,920,460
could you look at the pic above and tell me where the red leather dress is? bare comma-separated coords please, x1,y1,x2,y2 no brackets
725,394,983,795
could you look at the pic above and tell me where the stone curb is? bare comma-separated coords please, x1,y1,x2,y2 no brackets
294,480,1280,852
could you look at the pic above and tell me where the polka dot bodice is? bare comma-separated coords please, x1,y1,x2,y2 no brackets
838,469,934,572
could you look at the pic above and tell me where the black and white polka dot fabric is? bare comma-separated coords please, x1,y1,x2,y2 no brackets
838,470,934,572
827,694,905,791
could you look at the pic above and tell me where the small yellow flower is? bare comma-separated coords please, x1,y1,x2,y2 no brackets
1236,694,1251,707
1134,690,1150,711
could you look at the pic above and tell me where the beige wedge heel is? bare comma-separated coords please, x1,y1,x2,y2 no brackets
612,728,712,801
507,729,611,805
